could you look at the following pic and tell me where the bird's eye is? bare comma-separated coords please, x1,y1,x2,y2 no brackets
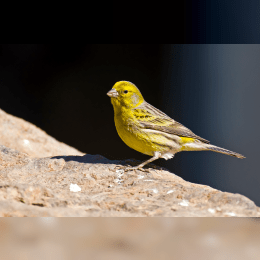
124,90,128,94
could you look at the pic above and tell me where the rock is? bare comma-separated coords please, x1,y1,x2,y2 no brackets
0,108,259,217
0,145,259,217
0,109,83,157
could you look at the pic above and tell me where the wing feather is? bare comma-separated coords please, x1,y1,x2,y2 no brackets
133,101,210,144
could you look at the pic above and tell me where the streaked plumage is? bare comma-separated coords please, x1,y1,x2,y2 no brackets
107,81,245,170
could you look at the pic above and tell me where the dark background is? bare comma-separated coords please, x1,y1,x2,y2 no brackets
1,1,260,204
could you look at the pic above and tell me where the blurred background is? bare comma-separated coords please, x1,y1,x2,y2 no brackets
0,1,260,205
0,218,259,260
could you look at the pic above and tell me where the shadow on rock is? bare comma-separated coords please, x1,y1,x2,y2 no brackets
51,154,122,165
51,154,164,171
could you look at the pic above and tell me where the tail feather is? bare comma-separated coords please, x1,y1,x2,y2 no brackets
207,144,245,159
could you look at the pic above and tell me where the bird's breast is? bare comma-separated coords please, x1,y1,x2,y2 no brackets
113,110,177,156
113,112,155,156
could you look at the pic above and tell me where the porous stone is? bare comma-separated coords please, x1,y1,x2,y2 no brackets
0,145,259,217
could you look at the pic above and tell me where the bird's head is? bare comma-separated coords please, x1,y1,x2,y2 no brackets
107,81,144,109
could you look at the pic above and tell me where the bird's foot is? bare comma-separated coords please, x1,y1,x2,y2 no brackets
131,166,152,172
115,165,151,173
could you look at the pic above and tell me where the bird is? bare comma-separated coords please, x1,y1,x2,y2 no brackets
107,81,245,171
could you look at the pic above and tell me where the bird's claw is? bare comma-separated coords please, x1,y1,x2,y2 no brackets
115,165,151,173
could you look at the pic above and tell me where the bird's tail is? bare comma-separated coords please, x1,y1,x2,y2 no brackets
206,144,245,159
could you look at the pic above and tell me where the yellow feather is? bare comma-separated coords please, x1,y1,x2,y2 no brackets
180,137,195,144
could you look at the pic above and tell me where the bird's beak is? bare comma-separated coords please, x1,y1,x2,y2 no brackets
107,88,119,97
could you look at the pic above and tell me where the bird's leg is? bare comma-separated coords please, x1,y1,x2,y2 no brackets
124,151,161,171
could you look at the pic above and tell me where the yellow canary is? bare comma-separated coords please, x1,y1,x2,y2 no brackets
107,81,245,170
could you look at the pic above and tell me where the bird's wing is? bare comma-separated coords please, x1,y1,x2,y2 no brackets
133,101,210,143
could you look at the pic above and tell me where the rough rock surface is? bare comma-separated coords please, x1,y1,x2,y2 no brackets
0,109,259,217
0,109,83,157
0,145,259,217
